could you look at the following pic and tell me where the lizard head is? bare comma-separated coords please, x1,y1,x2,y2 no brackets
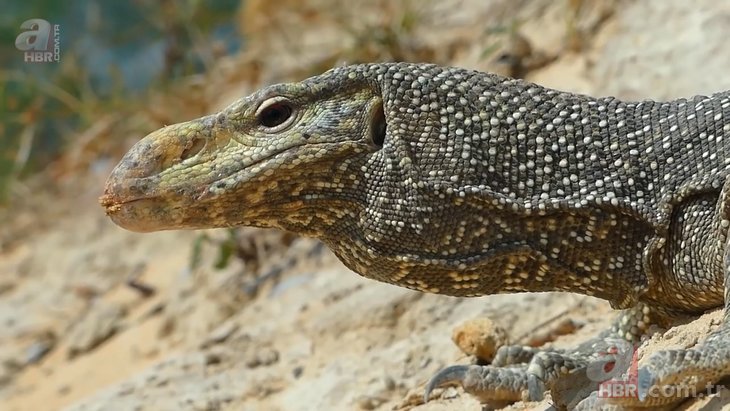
102,62,561,296
101,67,386,233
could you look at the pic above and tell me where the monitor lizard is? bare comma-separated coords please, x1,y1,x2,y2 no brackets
100,62,730,409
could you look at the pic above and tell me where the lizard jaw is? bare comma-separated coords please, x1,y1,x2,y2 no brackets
100,195,162,233
100,180,189,233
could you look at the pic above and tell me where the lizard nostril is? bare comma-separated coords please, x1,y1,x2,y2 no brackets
181,137,205,161
370,100,386,148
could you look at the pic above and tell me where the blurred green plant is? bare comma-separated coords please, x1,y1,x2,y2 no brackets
334,0,437,64
190,229,238,271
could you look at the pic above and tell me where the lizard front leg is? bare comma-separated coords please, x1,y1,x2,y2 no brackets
630,222,730,406
580,183,730,408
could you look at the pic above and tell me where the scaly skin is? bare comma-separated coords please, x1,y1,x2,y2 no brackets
101,63,730,409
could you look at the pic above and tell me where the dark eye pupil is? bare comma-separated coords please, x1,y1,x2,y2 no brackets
259,103,292,128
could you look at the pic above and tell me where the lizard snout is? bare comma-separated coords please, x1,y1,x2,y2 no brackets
102,119,211,197
100,119,212,231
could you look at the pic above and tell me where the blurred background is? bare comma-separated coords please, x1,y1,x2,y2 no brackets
1,1,729,410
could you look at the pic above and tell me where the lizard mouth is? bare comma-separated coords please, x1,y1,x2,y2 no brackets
100,193,149,209
99,189,176,232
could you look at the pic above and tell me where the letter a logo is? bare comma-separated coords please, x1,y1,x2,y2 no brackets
15,19,52,51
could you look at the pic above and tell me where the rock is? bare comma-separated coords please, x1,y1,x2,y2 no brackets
451,317,511,362
292,365,304,378
25,330,56,364
200,321,239,348
244,346,279,368
67,302,126,358
356,395,385,410
203,349,227,366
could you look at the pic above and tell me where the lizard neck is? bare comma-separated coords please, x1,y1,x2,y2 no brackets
314,188,651,308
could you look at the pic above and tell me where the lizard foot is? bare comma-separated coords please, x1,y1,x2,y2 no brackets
424,341,615,408
424,303,672,409
566,342,729,409
569,319,730,409
630,325,730,406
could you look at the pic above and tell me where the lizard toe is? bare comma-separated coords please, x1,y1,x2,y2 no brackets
424,364,528,404
423,365,469,402
637,367,656,402
423,348,595,406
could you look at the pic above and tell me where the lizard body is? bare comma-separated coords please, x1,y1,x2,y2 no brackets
101,63,730,408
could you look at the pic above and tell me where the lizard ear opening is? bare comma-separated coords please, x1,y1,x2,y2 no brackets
370,100,386,148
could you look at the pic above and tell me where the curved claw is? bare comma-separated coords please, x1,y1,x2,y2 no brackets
526,374,546,401
637,368,656,402
423,365,470,403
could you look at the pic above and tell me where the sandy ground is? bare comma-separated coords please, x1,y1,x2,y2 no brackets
3,1,730,410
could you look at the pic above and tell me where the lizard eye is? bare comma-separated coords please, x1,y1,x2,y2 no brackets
257,98,294,129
